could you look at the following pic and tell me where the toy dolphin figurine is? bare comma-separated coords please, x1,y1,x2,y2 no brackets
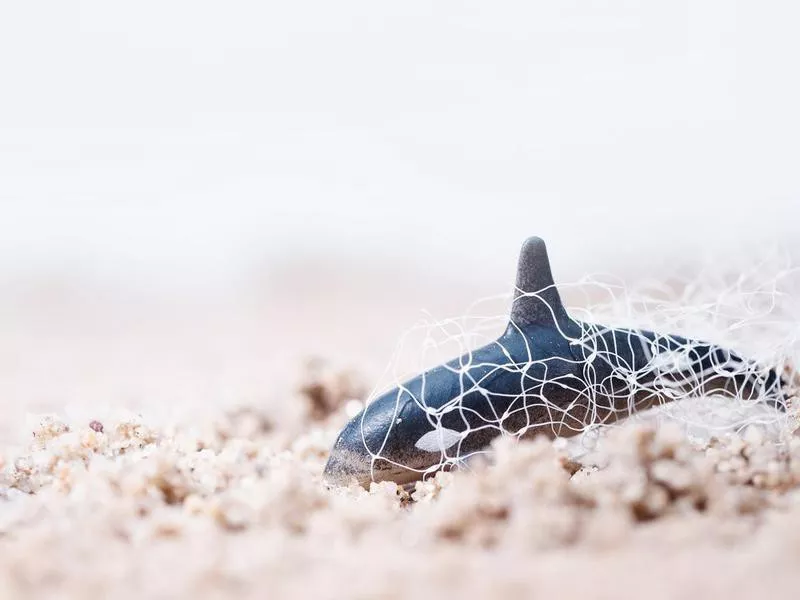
324,237,787,487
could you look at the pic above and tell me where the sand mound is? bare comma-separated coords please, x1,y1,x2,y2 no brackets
2,258,799,599
2,385,800,600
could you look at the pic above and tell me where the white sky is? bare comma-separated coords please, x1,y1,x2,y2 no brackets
1,2,798,286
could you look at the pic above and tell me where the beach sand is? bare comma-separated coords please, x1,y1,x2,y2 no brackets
2,260,800,600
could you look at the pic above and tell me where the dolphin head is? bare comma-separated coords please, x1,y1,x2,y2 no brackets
322,359,517,487
323,386,434,487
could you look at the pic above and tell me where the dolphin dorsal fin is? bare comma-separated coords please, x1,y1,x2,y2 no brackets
509,236,569,327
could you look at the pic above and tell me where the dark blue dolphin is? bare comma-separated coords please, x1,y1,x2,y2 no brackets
324,237,787,486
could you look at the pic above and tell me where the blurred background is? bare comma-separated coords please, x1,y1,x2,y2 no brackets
1,2,799,438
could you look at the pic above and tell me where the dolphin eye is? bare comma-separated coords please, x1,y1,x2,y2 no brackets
414,427,463,453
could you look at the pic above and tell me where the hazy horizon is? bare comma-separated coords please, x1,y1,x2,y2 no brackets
2,2,799,291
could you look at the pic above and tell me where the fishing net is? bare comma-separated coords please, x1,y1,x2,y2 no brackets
357,246,800,481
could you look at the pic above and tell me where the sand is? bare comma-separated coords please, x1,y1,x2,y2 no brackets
2,263,800,599
2,368,800,600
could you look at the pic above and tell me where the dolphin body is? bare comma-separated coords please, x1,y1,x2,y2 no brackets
324,237,786,487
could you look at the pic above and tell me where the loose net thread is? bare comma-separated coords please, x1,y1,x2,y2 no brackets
363,250,800,478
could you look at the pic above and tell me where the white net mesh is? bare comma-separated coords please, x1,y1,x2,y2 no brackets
356,248,800,482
